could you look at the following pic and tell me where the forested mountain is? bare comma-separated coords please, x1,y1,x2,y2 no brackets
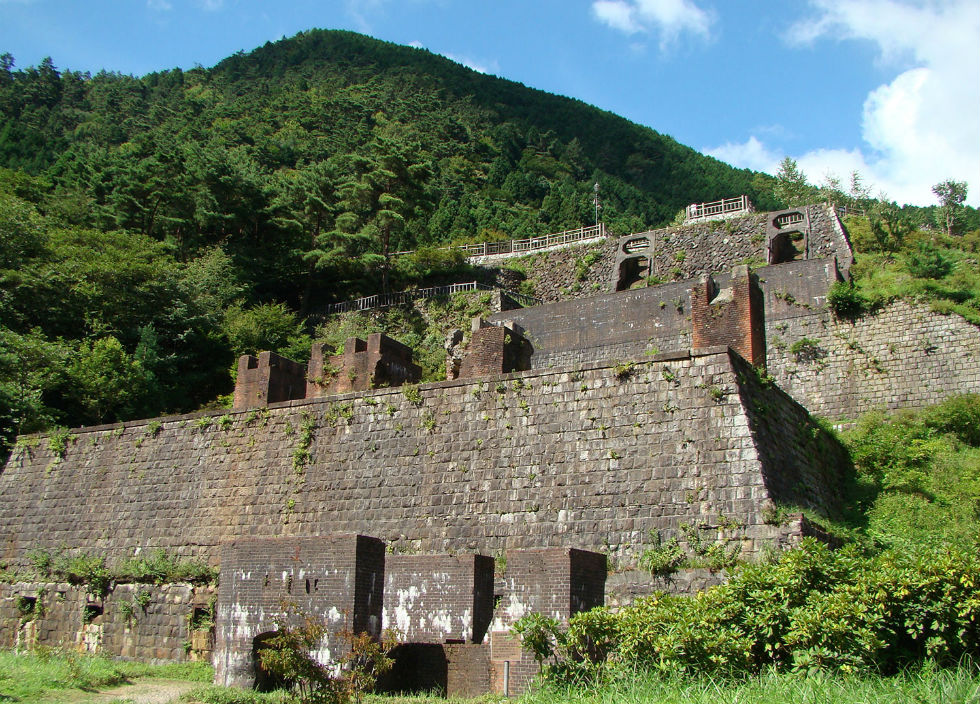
0,30,775,300
0,29,778,448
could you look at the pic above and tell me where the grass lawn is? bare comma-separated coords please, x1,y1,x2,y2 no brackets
3,650,978,704
519,665,980,704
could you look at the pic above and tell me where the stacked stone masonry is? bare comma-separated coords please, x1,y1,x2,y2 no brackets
766,300,980,418
1,349,841,573
0,582,215,662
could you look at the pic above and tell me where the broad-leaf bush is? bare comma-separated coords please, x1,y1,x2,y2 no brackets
515,540,980,683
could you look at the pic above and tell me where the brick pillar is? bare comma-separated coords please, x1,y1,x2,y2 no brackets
232,351,307,409
690,265,766,368
213,534,385,689
457,319,531,380
489,548,606,697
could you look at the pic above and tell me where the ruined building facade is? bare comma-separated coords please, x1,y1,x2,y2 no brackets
2,201,979,696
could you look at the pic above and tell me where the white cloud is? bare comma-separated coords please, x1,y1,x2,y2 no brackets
408,40,425,49
147,0,172,10
591,0,714,48
443,52,499,76
706,137,781,175
709,0,980,206
592,0,642,34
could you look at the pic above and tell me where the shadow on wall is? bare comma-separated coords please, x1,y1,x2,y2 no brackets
376,643,449,696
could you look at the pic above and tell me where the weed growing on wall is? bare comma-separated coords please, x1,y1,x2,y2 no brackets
19,547,218,587
401,384,423,406
46,427,73,467
638,533,685,576
115,548,216,585
291,411,318,475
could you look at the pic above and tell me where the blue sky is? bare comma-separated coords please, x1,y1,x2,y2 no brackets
1,0,977,206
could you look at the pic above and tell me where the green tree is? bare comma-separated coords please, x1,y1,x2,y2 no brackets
774,157,811,207
867,198,915,253
932,179,968,236
65,336,154,424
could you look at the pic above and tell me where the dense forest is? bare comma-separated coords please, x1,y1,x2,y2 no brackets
0,29,778,448
0,29,975,453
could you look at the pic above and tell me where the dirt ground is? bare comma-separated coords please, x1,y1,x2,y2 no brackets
40,678,200,704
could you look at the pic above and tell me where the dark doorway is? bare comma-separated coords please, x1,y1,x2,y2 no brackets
252,631,289,692
768,231,803,264
376,643,448,695
616,256,650,290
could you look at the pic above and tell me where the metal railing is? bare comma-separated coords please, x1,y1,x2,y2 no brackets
835,205,867,218
394,223,607,260
320,281,542,315
685,195,753,222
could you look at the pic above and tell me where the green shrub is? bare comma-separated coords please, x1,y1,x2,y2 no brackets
516,540,980,684
257,602,397,703
921,393,980,446
905,241,952,279
638,534,685,576
827,281,866,318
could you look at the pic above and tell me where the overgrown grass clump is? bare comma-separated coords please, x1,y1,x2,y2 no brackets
0,648,210,701
13,546,218,592
842,216,980,324
519,664,980,704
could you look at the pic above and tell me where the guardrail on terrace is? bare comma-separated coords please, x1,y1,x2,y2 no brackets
684,195,753,222
320,282,542,316
835,205,867,218
394,223,607,260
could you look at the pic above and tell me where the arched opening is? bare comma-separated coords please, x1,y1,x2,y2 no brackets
623,237,649,254
375,643,448,696
616,256,650,290
768,231,803,264
252,631,289,693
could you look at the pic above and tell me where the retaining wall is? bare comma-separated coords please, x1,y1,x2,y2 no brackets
0,349,844,571
0,582,215,661
767,301,980,419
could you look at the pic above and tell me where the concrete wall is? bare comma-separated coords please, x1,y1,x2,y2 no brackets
0,349,843,572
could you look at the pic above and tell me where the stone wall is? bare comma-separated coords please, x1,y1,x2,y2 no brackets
0,349,842,572
767,301,980,419
489,258,838,371
0,581,215,661
610,204,851,292
487,240,618,304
